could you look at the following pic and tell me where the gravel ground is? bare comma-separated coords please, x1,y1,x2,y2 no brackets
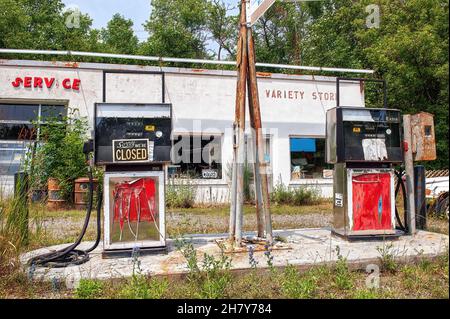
166,211,332,235
29,209,333,244
30,209,447,245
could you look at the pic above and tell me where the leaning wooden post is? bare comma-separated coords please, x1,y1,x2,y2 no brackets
247,27,273,244
247,73,265,238
230,0,249,245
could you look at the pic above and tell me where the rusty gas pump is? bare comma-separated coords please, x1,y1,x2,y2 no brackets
94,103,172,257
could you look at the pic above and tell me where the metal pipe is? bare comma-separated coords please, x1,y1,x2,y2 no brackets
0,48,375,74
403,114,416,235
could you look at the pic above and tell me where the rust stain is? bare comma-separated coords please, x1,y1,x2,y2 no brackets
256,72,272,78
411,112,436,161
64,62,79,68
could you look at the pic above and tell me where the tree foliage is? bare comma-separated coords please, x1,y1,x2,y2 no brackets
0,0,448,168
101,13,139,54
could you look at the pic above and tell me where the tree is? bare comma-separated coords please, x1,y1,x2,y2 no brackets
251,1,324,66
101,13,139,54
141,0,211,59
0,0,30,48
206,0,238,60
303,0,449,169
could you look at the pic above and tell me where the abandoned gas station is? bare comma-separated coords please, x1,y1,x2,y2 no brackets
0,59,365,202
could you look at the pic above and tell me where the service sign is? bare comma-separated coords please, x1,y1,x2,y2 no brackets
112,139,154,163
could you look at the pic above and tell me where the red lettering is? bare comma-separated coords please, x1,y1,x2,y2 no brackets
62,78,71,89
24,77,32,88
33,77,43,88
12,77,22,88
44,77,55,88
72,78,81,90
265,90,270,98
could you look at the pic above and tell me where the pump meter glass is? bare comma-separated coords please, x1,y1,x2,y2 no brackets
103,171,165,250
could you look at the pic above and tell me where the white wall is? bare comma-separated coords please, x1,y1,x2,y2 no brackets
0,61,365,200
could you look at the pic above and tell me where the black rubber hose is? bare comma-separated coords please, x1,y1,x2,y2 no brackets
394,169,408,233
28,154,100,268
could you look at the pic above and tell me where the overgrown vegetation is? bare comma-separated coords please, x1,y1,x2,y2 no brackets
166,180,196,209
270,179,321,206
26,110,90,203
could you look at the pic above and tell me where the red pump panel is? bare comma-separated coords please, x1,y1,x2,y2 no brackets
112,178,157,232
352,173,392,231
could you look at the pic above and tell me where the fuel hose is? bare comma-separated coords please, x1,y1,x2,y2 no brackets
28,154,102,268
394,169,408,232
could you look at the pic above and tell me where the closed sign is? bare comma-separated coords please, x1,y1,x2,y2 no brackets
112,139,154,163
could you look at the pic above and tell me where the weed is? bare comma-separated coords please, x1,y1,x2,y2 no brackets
264,243,275,272
353,288,379,299
280,265,317,298
200,252,232,299
74,279,104,299
119,274,169,299
248,245,258,269
376,243,399,273
176,238,232,298
333,246,353,290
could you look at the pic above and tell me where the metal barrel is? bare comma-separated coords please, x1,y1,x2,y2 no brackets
47,177,66,210
74,177,97,210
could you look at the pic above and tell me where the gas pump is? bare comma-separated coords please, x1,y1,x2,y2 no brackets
29,103,172,267
326,78,404,240
94,103,172,257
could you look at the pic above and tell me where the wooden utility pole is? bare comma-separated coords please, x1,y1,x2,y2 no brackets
229,0,248,244
247,28,273,243
229,0,273,245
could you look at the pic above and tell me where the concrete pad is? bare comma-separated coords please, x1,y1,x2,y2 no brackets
20,228,449,287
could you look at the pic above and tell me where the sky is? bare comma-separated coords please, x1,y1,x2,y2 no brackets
62,0,240,42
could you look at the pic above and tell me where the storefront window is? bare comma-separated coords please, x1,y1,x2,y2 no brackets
290,137,329,180
170,134,222,179
0,103,67,176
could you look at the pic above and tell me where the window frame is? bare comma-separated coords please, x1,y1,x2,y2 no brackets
289,135,330,182
169,132,224,181
0,102,67,176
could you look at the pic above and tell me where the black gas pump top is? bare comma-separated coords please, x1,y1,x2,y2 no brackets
94,103,172,165
326,107,403,164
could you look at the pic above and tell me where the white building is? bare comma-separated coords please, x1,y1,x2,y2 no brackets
0,59,365,203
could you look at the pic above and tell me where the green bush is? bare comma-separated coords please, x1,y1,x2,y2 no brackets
271,179,321,206
74,279,104,299
27,109,89,202
166,182,196,208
